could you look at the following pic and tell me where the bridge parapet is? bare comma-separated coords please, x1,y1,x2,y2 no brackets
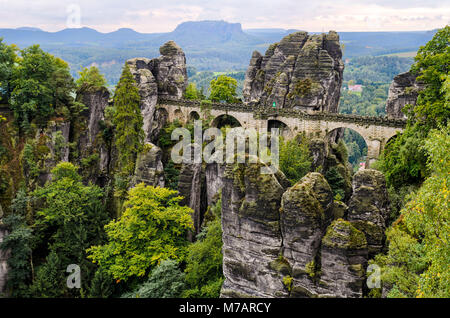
157,98,407,129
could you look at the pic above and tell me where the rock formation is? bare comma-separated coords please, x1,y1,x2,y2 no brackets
280,173,334,297
243,31,344,112
319,219,368,297
386,71,422,119
221,159,289,297
347,169,390,256
74,87,111,184
131,143,165,188
127,41,188,142
177,163,207,237
221,162,391,297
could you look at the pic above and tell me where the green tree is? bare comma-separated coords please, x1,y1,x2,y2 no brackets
184,82,199,100
379,26,450,188
0,38,17,103
183,198,224,298
279,135,312,185
87,184,194,283
0,189,33,297
113,64,144,175
373,125,450,298
408,25,450,127
209,75,238,103
9,45,79,131
32,162,110,296
76,66,107,90
122,260,186,298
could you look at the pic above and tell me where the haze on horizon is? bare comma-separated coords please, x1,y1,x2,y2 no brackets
0,0,449,33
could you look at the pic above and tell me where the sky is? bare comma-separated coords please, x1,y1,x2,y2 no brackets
0,0,449,33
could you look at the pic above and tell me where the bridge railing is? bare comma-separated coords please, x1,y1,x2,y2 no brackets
157,97,407,128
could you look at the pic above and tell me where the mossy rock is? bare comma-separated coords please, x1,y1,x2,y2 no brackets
269,256,292,276
351,220,385,244
322,219,367,250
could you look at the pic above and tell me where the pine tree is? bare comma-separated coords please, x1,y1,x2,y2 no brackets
112,64,144,175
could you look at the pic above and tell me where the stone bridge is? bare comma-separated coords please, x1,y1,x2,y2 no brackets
157,98,407,164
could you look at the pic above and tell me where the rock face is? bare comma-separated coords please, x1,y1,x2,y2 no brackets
347,169,390,256
0,225,8,295
127,41,187,142
177,163,207,237
75,87,111,183
77,87,110,150
386,71,422,119
205,163,225,207
320,219,368,297
131,143,165,188
220,165,391,298
280,173,334,297
243,31,344,112
221,160,289,297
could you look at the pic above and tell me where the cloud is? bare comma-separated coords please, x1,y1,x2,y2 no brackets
0,0,448,32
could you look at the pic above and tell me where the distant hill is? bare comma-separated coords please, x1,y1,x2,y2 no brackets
0,20,439,85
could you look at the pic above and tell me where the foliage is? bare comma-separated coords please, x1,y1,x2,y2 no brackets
209,75,238,103
184,82,199,100
76,66,107,90
0,38,17,103
31,162,110,296
9,45,79,131
122,260,186,298
409,26,450,127
87,183,194,283
278,135,312,185
378,27,450,189
112,64,144,175
373,125,450,298
325,166,346,199
183,200,224,298
0,189,32,297
88,269,115,298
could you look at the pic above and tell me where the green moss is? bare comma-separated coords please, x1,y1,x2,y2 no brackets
322,219,367,249
269,256,292,276
282,276,293,292
351,220,384,243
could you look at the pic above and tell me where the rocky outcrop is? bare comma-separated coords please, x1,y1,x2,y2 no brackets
220,165,374,298
73,87,111,184
243,31,344,112
280,173,334,297
77,87,110,150
127,41,187,142
220,159,289,298
386,71,422,119
177,163,207,237
309,138,353,200
131,143,165,188
320,219,368,297
0,225,8,296
205,163,225,207
347,169,390,256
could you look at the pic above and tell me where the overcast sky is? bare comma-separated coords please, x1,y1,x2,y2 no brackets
0,0,448,32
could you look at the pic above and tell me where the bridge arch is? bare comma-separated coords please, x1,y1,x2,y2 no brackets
189,111,200,121
268,119,291,138
327,127,368,168
211,114,242,129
